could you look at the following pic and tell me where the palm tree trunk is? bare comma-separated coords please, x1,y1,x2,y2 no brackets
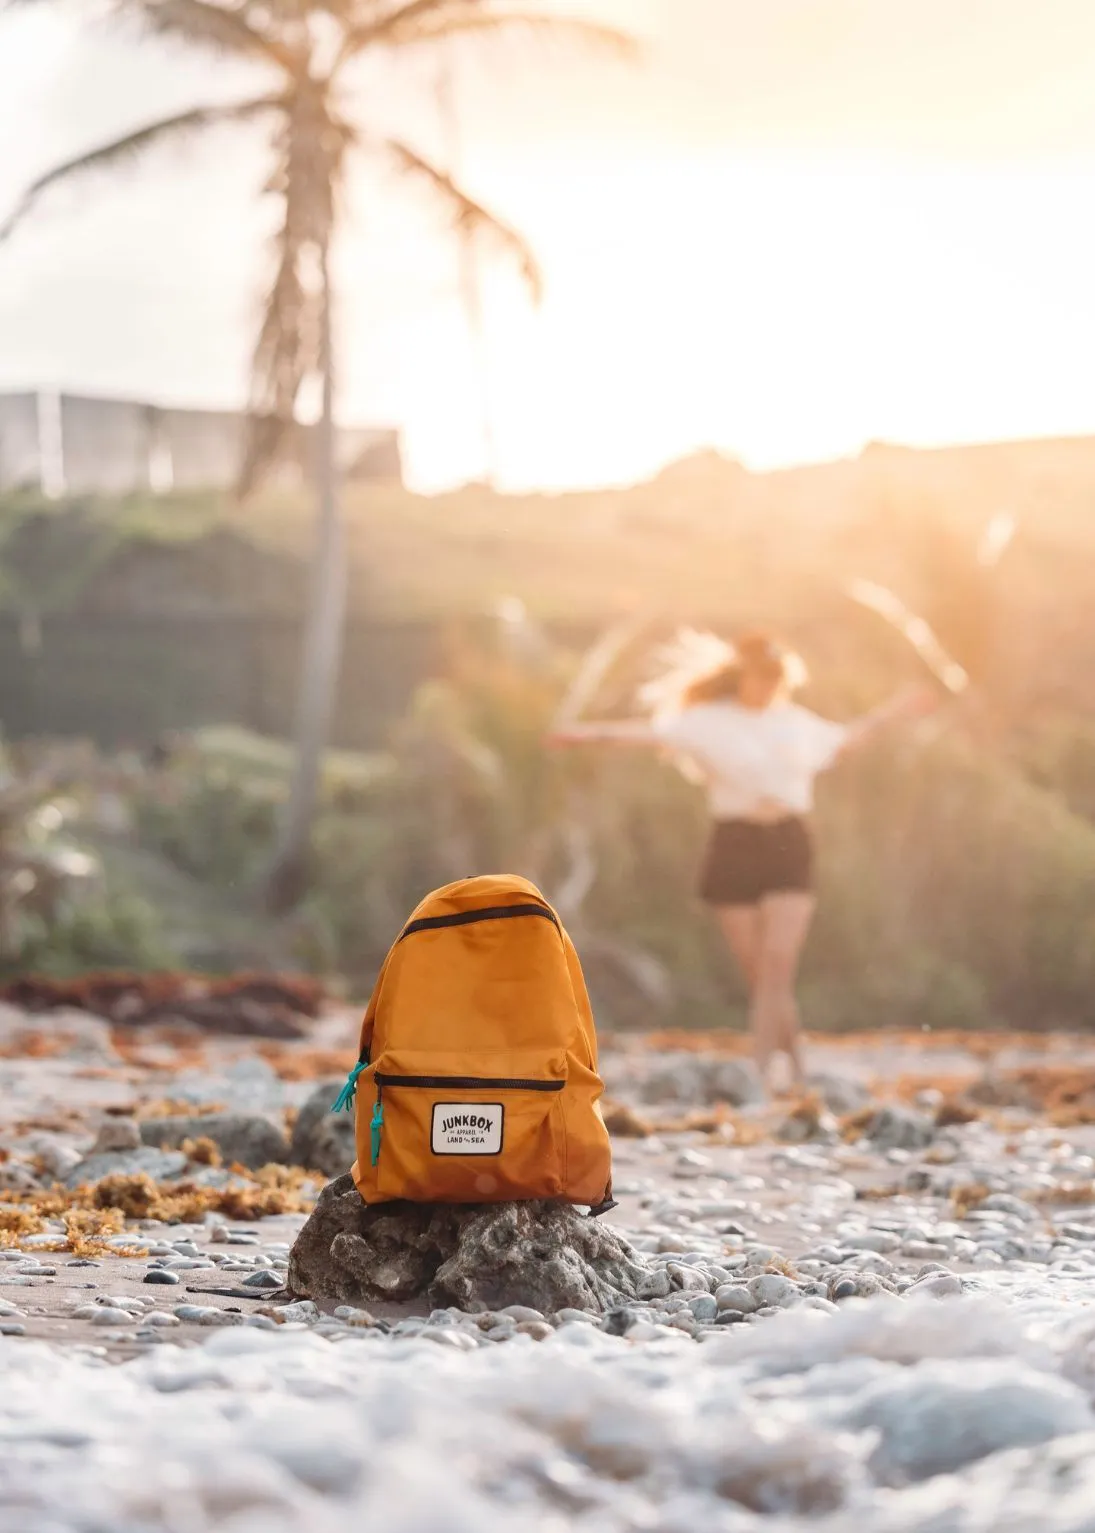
263,239,346,912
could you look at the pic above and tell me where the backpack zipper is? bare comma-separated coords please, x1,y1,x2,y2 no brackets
374,1073,564,1092
399,902,559,941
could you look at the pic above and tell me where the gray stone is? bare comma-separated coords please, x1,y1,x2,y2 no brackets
906,1272,963,1300
279,1300,319,1323
862,1105,935,1152
90,1117,142,1154
747,1273,801,1309
65,1147,189,1188
498,1304,545,1323
842,1230,901,1254
289,1080,358,1177
242,1269,284,1290
979,1193,1041,1223
637,1054,761,1108
840,1361,1092,1484
715,1283,756,1314
286,1174,652,1315
668,1262,711,1292
688,1294,718,1322
173,1304,221,1323
143,1270,180,1285
805,1072,872,1115
140,1114,289,1170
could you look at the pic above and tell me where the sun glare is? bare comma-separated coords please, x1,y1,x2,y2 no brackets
389,155,1095,492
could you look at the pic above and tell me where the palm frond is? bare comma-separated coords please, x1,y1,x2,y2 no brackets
339,0,461,53
116,0,297,69
336,1,636,68
380,9,637,57
0,95,285,243
382,138,542,301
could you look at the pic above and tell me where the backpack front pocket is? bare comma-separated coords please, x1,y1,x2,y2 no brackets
370,1049,567,1202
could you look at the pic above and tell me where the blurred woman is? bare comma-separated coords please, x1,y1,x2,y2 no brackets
547,630,936,1092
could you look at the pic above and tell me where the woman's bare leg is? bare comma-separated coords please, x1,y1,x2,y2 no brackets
752,892,816,1089
715,904,767,1071
716,904,762,989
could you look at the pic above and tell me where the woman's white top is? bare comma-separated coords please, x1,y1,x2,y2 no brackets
650,701,848,819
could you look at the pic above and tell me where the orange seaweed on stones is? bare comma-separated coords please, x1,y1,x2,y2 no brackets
256,1045,352,1082
888,1073,981,1105
137,1098,227,1120
1033,1182,1095,1207
0,970,325,1038
601,1099,654,1138
839,1107,877,1142
951,1183,991,1217
776,1092,832,1140
935,1098,981,1128
180,1137,222,1167
0,1033,72,1060
0,1207,45,1236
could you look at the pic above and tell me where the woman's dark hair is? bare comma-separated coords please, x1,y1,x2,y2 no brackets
679,630,792,706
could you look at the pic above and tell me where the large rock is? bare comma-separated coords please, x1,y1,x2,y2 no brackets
287,1175,650,1315
140,1113,289,1170
289,1080,357,1176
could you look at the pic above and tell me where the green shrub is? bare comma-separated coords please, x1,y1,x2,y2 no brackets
4,885,177,978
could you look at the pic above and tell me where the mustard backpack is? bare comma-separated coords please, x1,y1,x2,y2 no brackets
333,874,614,1212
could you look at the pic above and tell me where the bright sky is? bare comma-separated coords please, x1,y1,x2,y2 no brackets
1,0,1095,492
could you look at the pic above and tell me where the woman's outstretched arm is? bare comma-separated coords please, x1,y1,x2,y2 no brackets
839,684,940,754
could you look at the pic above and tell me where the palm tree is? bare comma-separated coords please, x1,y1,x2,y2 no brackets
1,0,633,911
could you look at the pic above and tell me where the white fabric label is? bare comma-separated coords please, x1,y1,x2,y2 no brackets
431,1103,504,1155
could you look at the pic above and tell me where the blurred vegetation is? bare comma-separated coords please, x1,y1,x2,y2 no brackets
5,435,1095,1027
15,636,1089,1032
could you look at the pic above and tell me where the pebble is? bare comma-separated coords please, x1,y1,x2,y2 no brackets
241,1270,283,1290
747,1274,801,1309
907,1273,964,1300
144,1270,181,1285
279,1301,320,1324
688,1294,718,1323
715,1284,757,1314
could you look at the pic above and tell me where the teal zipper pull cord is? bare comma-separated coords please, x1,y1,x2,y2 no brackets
370,1097,384,1166
331,1060,366,1114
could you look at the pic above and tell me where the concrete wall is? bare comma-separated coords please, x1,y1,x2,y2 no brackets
0,391,402,494
0,393,42,491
